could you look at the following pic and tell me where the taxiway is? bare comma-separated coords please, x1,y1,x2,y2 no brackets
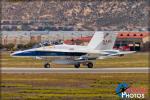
1,67,149,73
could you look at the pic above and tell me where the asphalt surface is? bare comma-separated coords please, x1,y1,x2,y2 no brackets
1,67,149,73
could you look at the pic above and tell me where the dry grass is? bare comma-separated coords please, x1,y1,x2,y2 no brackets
1,73,149,99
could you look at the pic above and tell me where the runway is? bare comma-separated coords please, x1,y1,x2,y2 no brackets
1,67,149,73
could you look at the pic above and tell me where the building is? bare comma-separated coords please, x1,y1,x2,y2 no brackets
64,32,150,51
115,32,149,51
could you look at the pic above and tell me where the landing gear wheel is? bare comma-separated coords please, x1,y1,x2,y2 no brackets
44,63,50,68
87,62,93,68
74,63,80,68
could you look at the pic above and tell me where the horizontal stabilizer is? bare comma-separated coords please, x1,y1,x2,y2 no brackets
98,51,136,59
110,51,136,56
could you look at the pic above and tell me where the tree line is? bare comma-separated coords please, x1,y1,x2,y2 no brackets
0,43,37,51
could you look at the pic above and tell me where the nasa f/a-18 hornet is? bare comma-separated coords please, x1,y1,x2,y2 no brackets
11,32,135,68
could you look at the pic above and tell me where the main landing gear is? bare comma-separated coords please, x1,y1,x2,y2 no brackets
74,62,94,68
86,62,93,68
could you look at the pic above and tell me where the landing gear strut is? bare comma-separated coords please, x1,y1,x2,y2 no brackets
44,63,50,68
74,63,80,68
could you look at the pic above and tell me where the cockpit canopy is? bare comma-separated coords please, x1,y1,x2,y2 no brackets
33,40,63,48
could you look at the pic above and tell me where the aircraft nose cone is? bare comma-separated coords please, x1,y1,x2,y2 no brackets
10,49,37,57
10,51,23,56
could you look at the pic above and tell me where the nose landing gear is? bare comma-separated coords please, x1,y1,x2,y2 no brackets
44,63,51,68
74,63,80,68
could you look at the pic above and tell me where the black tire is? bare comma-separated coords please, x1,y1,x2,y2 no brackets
87,62,93,68
44,63,50,68
74,63,80,68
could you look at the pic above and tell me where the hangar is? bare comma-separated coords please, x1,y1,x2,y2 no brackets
64,32,149,51
115,32,149,51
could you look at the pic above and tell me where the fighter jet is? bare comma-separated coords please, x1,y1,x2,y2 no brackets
11,31,135,68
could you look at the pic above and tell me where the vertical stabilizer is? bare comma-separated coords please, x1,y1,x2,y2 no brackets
88,31,117,50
